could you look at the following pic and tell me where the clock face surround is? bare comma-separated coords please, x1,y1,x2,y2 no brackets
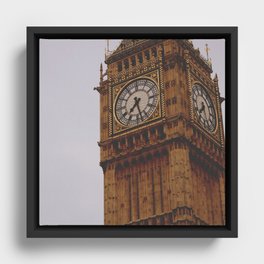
192,83,216,132
115,78,159,127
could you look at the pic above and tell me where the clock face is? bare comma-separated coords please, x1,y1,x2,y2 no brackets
192,84,216,132
115,79,159,127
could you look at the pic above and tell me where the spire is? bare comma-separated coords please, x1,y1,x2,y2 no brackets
100,63,103,83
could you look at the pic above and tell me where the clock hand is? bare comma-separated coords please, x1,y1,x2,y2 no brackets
203,110,208,121
130,97,141,113
129,97,137,113
198,101,208,120
199,101,205,114
136,103,143,122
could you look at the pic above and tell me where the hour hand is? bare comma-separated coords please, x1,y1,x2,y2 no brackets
199,102,205,113
130,106,135,113
130,97,140,113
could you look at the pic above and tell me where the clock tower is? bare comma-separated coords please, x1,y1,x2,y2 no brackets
96,39,225,225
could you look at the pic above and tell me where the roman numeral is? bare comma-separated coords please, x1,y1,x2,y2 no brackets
147,103,156,107
142,80,147,89
116,106,126,111
136,114,140,124
126,88,132,95
149,94,158,99
126,115,132,125
149,84,156,91
142,110,147,117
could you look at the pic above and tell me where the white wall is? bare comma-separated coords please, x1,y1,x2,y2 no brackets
0,0,262,263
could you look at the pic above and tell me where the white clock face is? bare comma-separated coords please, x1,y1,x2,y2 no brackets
192,84,216,132
115,79,159,127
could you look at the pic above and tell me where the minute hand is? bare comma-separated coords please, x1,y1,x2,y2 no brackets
136,104,144,121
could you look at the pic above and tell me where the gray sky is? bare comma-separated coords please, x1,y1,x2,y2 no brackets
39,39,224,225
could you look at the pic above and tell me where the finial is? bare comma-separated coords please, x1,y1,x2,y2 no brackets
107,39,110,52
100,63,103,83
105,40,111,60
213,73,218,82
205,43,210,61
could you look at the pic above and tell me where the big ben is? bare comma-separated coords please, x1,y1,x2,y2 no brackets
96,39,225,225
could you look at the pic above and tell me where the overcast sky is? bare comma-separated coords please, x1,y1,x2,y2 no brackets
39,39,225,225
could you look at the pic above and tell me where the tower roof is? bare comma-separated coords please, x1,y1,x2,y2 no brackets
105,39,150,63
115,39,143,53
105,39,212,73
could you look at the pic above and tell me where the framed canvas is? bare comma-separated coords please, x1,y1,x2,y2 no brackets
27,27,238,237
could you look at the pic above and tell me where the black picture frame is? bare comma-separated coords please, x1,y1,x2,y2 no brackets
27,26,238,238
